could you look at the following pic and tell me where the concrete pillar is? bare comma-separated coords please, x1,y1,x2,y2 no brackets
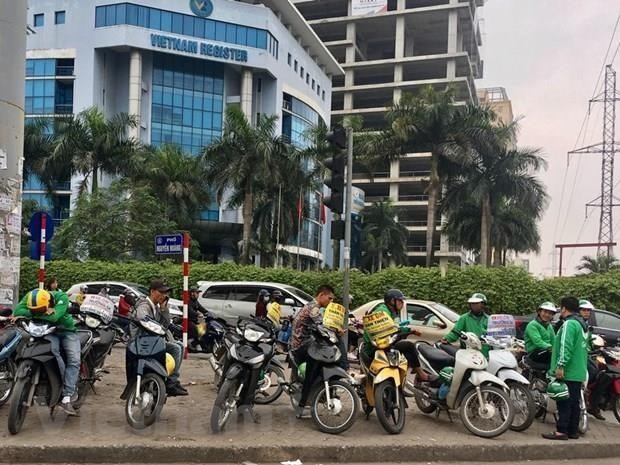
0,0,26,307
346,22,356,63
447,11,458,80
390,159,400,178
128,50,142,141
241,68,253,123
389,182,399,201
395,16,405,59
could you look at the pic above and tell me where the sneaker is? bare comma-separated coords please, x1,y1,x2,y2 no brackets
59,401,79,417
166,383,188,397
588,409,606,421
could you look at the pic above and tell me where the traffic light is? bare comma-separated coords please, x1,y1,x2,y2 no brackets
323,126,347,215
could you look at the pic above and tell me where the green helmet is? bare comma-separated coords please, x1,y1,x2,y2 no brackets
439,366,454,385
297,362,306,381
468,293,487,304
547,379,569,401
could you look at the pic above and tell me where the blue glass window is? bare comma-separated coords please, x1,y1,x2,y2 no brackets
55,11,65,25
205,20,215,40
34,13,44,27
149,8,161,29
95,7,105,27
246,28,257,48
256,30,267,49
161,11,172,32
116,3,126,23
215,22,225,42
106,5,116,26
126,4,137,25
195,18,205,38
236,26,247,46
172,13,183,34
183,15,194,36
226,24,236,43
137,6,149,27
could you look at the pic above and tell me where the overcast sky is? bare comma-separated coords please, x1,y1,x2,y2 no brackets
478,0,620,277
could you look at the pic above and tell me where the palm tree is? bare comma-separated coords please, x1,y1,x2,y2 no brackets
361,200,408,272
132,144,211,227
23,118,58,191
201,106,290,265
442,107,548,266
51,106,139,193
373,86,460,267
577,255,620,274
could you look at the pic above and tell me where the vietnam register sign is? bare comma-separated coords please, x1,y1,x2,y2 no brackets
363,311,398,342
323,303,346,331
155,234,183,255
351,0,388,16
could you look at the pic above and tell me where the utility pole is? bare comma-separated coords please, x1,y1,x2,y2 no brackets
569,65,620,259
342,126,353,313
0,0,27,307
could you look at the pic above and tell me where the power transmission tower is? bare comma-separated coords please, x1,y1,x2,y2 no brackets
569,64,620,258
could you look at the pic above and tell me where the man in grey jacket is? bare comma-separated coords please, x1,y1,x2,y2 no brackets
133,279,187,396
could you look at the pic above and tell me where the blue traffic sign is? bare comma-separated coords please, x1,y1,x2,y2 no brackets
29,241,51,260
155,234,183,255
28,212,54,242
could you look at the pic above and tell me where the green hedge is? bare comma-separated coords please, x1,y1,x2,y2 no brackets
18,260,620,315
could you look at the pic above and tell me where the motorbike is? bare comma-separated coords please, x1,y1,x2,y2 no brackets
586,336,620,422
521,352,589,434
120,315,173,430
72,294,118,408
210,317,276,433
358,333,408,434
282,323,359,435
0,316,23,407
8,320,93,434
413,332,515,438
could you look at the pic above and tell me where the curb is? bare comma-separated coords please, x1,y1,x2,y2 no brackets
2,441,620,463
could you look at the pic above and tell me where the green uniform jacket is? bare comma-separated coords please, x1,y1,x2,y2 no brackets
14,289,75,332
524,318,555,354
549,315,588,382
362,303,406,356
445,311,489,357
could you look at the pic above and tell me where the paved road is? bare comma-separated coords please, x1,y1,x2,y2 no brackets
18,460,620,465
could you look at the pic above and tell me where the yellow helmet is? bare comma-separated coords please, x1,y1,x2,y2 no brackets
26,289,52,314
165,353,176,376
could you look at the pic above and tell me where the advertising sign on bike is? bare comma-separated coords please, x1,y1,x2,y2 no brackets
363,311,398,342
267,301,281,326
80,294,115,324
487,314,516,339
323,302,346,331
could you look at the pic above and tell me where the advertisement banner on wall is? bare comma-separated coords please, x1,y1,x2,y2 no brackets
351,0,388,16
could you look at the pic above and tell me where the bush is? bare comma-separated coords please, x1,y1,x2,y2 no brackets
18,260,620,315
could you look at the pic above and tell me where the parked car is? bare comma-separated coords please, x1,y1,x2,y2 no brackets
196,281,312,323
351,298,459,344
515,309,620,347
66,281,183,317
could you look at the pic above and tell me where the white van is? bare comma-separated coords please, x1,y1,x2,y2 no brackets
196,281,312,323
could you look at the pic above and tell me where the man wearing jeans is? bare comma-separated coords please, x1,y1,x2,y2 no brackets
542,296,588,440
133,279,187,396
14,288,81,416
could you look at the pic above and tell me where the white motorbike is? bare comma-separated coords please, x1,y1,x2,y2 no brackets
413,332,515,438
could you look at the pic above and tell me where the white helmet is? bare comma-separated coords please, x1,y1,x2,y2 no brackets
579,299,595,310
538,301,558,313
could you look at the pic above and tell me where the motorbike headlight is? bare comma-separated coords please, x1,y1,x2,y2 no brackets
244,328,263,343
139,319,165,336
85,315,101,329
388,350,400,367
26,321,54,337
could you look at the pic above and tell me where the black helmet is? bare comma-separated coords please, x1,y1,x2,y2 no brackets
384,289,405,305
272,290,283,298
259,289,270,297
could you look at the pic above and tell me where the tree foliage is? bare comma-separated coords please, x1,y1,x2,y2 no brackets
577,255,620,274
361,200,408,272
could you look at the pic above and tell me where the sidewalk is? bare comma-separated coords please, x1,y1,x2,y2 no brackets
1,347,619,464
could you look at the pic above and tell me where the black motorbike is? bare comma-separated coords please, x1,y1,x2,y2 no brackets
210,317,275,433
120,315,171,430
8,320,93,434
283,324,359,434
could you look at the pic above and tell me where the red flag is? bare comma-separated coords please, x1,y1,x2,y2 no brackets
297,192,304,220
319,194,326,225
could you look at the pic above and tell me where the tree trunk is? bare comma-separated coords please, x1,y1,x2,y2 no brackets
92,166,99,193
480,193,492,267
493,247,502,267
241,189,253,265
502,249,507,266
425,152,439,267
378,250,383,271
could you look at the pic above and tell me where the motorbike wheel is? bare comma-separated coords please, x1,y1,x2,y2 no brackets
74,362,92,409
375,380,406,434
413,386,437,414
310,379,359,435
8,376,31,435
507,381,536,432
125,373,166,430
254,365,284,405
613,394,620,424
0,360,15,407
210,377,239,433
460,385,514,438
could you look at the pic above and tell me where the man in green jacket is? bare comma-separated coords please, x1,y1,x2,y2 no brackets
362,289,432,381
524,301,557,367
542,296,588,440
442,293,490,357
14,288,80,416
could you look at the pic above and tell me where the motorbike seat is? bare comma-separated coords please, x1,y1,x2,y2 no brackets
96,327,115,347
417,344,455,369
76,330,93,354
524,356,549,372
0,327,20,351
0,307,12,317
437,342,458,357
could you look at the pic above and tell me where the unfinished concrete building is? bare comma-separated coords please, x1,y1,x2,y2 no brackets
293,0,484,266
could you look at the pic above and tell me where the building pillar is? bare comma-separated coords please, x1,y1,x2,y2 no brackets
241,68,253,123
447,10,458,80
0,0,26,307
128,49,142,141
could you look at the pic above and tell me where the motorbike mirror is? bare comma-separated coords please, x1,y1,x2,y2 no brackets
432,319,447,329
283,298,295,306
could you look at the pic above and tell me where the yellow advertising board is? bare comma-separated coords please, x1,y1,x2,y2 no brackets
323,302,346,331
267,302,281,326
363,311,397,341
